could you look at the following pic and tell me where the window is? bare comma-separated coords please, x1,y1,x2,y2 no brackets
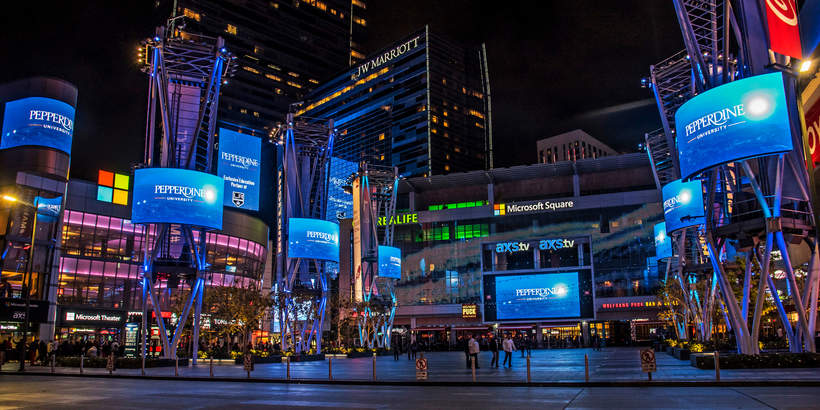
242,66,260,74
287,81,302,89
445,270,458,295
265,73,282,82
378,133,385,141
254,45,264,55
353,17,367,26
351,50,365,59
352,0,366,8
226,24,237,35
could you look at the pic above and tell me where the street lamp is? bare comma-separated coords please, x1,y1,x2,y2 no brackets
2,194,37,372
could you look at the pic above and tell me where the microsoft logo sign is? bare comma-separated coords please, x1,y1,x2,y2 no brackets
97,169,130,206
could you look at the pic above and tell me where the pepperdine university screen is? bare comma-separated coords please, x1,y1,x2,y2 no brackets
483,270,594,322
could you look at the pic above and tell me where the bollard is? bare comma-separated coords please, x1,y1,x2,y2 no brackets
51,355,55,374
372,353,377,381
141,353,145,376
286,356,290,380
471,356,476,382
526,355,531,383
175,358,179,377
714,351,720,381
209,357,214,378
328,357,333,381
1,351,4,371
584,354,589,382
80,355,84,374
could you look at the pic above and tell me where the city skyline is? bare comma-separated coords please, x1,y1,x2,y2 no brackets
0,1,682,182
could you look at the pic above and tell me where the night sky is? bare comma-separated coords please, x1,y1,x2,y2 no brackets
0,1,683,180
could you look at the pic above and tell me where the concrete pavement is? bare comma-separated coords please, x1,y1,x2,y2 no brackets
0,375,817,408
3,347,819,383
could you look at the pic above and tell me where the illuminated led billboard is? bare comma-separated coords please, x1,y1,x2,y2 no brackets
287,218,340,262
327,156,357,221
377,245,401,279
131,168,224,229
654,222,673,259
217,128,260,210
675,72,792,179
662,179,705,233
1,97,75,154
483,270,594,322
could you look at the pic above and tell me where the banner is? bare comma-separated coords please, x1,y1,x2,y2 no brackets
675,72,792,179
217,128,260,210
287,218,340,262
765,0,802,59
1,97,75,154
662,180,705,233
377,245,401,279
35,196,62,222
131,168,224,229
654,223,673,259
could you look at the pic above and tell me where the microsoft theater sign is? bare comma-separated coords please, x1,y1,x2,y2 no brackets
352,35,421,80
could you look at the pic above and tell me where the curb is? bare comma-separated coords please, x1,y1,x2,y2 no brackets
2,371,820,387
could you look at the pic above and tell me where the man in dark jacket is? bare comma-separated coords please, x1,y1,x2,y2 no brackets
489,334,500,368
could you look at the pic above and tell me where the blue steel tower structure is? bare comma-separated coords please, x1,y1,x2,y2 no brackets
138,22,234,362
274,113,335,354
350,164,399,349
646,0,817,353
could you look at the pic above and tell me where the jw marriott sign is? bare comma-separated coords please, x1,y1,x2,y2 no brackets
352,36,421,80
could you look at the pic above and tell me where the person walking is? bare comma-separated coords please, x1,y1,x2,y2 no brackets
391,337,400,361
468,334,480,369
489,334,500,368
409,340,417,360
502,334,516,368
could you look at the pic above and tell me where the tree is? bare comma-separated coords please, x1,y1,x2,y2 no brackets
205,281,272,353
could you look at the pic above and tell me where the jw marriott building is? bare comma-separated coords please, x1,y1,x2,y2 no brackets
296,26,493,180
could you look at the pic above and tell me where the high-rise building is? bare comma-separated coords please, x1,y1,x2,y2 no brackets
536,129,618,164
296,26,493,179
156,0,368,135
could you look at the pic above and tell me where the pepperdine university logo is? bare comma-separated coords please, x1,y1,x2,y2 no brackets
221,151,259,168
306,230,338,243
515,285,568,298
153,184,217,204
29,109,73,135
663,188,693,214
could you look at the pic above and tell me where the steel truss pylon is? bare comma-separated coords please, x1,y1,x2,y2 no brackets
350,164,399,349
274,114,335,354
138,23,234,362
647,0,819,354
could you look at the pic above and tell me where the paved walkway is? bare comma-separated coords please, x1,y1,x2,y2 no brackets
3,347,818,383
1,375,818,409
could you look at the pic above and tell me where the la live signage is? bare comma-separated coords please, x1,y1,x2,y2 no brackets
765,0,802,59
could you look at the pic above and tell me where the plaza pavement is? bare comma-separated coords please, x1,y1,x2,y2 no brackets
2,347,818,384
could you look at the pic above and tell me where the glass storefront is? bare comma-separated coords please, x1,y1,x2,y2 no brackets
57,209,267,311
393,203,663,307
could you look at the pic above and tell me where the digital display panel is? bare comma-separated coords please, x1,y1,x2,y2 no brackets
662,179,705,233
483,270,594,322
131,168,224,229
675,72,792,179
378,245,401,279
287,218,340,262
1,97,75,154
654,222,673,259
327,156,357,221
217,128,260,210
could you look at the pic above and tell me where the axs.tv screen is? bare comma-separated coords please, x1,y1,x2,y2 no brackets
483,270,594,322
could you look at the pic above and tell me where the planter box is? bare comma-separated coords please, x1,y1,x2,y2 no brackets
692,353,820,369
233,355,282,365
286,353,325,362
673,347,690,360
56,357,188,368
